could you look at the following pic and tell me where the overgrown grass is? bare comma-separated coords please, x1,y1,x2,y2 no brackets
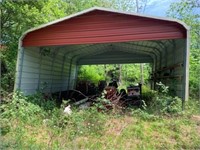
1,91,200,149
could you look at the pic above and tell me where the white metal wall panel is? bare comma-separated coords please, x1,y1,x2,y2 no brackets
38,50,63,93
175,39,184,63
15,39,188,100
174,39,185,98
16,47,39,94
69,63,77,89
163,39,185,98
61,58,71,91
16,47,73,95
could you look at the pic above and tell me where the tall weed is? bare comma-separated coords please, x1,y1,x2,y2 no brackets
143,82,182,115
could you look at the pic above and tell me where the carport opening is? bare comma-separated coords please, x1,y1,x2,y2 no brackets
74,63,152,107
50,61,183,109
52,62,152,107
16,39,186,102
76,63,151,94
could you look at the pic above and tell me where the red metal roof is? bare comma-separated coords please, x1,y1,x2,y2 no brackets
22,8,187,47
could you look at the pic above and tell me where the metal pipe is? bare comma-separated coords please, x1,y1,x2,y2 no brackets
18,47,25,89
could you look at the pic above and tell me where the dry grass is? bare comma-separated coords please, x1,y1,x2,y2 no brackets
105,116,134,136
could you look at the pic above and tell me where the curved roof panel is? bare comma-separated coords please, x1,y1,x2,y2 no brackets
21,7,188,47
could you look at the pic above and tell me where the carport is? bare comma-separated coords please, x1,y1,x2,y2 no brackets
14,7,189,100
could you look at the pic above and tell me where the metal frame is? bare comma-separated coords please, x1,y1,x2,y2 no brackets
15,47,25,90
15,7,190,101
183,31,190,101
37,47,43,90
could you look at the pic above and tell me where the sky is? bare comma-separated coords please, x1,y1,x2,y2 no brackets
144,0,181,17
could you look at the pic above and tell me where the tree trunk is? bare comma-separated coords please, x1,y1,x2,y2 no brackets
140,63,144,84
119,64,122,86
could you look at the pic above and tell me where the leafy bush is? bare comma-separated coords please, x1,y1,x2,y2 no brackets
94,91,112,110
0,118,11,136
142,86,157,106
184,98,200,115
150,82,182,114
0,91,199,149
141,83,183,115
0,92,46,123
78,65,105,85
26,93,57,112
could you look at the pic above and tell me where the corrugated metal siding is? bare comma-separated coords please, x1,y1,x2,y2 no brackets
16,39,187,99
16,47,72,95
78,52,153,65
154,39,185,98
69,63,77,89
173,39,185,98
22,10,186,47
62,58,72,91
15,47,40,94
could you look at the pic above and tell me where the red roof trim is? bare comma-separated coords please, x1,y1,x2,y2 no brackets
22,8,187,47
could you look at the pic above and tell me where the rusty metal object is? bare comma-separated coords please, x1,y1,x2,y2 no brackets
104,86,118,100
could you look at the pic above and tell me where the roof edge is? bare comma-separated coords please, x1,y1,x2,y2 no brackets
95,7,190,29
19,6,189,48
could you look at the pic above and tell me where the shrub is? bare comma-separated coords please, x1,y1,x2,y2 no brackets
141,83,183,115
27,92,57,112
142,86,157,106
151,82,182,114
0,91,45,123
78,65,105,85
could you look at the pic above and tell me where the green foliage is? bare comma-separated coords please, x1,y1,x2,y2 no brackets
0,118,11,136
1,0,69,92
184,98,200,115
78,65,105,84
167,0,200,98
154,95,182,114
122,64,150,85
78,64,151,87
1,0,70,43
167,0,199,49
1,1,200,149
1,92,45,123
189,48,200,98
1,91,200,149
27,93,57,112
142,85,157,106
94,91,112,110
0,0,114,92
63,0,114,12
150,82,182,114
131,108,160,121
142,83,183,114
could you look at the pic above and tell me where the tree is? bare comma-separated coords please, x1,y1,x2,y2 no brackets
63,0,113,12
167,0,200,98
0,0,113,92
111,0,148,12
78,65,105,85
0,0,70,91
